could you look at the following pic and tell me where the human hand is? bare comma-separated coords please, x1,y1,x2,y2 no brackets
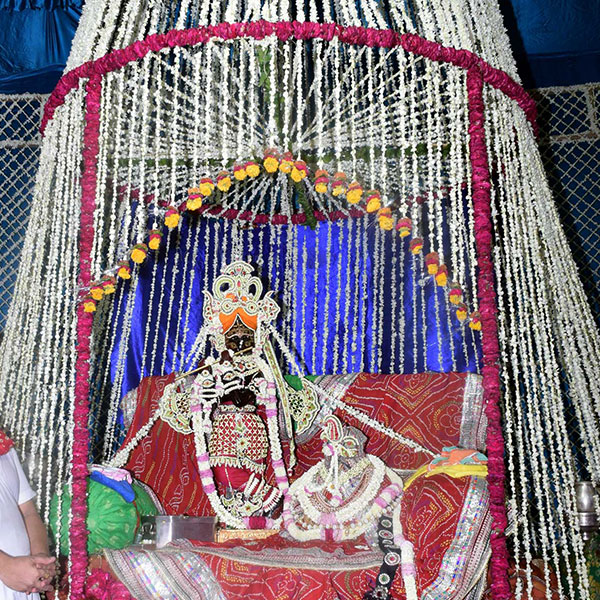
30,553,57,593
0,553,54,593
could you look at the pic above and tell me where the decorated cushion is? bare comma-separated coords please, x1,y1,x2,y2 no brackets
50,478,159,555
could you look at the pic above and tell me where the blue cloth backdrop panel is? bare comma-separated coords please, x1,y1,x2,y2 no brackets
107,215,481,402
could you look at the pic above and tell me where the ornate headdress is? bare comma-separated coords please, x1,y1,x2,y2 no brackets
320,415,365,460
203,261,280,351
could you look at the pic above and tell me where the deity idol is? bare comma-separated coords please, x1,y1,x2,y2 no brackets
114,261,297,529
183,261,293,527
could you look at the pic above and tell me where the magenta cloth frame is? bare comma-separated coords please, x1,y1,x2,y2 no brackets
46,21,537,600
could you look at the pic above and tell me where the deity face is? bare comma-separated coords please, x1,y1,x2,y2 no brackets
224,316,256,354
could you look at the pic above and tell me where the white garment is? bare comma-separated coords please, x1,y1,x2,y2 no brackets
0,449,39,600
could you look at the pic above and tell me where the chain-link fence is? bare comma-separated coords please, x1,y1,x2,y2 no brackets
533,84,600,326
0,94,47,331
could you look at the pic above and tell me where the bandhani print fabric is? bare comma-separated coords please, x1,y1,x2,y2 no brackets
0,428,14,455
121,374,215,516
297,372,486,472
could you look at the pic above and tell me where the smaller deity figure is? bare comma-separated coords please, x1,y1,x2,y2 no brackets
283,415,403,542
283,415,417,600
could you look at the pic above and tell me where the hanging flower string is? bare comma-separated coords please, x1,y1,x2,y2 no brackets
71,75,102,600
466,65,510,599
80,148,478,332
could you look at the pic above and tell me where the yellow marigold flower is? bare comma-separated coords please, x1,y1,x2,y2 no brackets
149,237,161,250
315,182,328,193
264,156,279,173
165,213,180,228
346,189,362,204
449,286,462,305
456,308,467,322
246,162,260,178
290,161,307,183
409,238,423,255
217,173,232,192
366,197,381,213
187,196,203,211
83,298,97,313
198,179,214,196
346,182,363,204
90,286,103,301
117,263,131,280
378,216,394,231
279,152,294,173
435,273,448,286
469,312,482,330
131,244,148,265
102,278,116,295
233,165,247,181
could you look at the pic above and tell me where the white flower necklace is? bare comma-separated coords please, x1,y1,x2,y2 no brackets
290,454,385,527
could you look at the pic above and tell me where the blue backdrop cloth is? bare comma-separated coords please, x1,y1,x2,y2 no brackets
107,216,481,403
0,4,81,93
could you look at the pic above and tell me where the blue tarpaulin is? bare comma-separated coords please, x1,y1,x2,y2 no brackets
0,2,81,93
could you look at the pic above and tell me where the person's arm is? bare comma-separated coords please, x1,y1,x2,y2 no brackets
18,499,55,592
18,499,49,556
0,550,54,594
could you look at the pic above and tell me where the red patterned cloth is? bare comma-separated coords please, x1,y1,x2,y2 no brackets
0,428,14,455
189,537,381,600
117,372,490,599
122,374,214,516
297,372,485,472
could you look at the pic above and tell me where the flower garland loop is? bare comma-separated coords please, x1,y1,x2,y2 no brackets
466,65,510,599
42,22,536,136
